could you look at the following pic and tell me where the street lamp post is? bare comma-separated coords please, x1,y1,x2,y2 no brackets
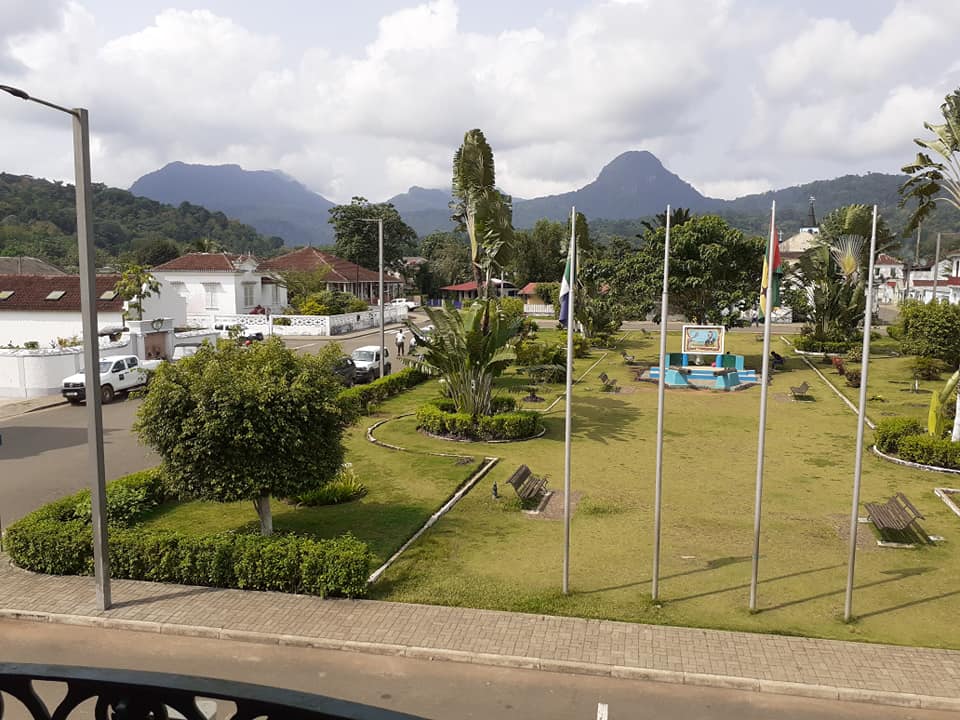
362,218,385,378
1,85,111,610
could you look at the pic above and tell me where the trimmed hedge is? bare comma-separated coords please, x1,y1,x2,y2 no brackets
416,401,543,441
897,434,960,470
6,472,373,597
793,336,852,354
874,417,925,454
337,366,428,414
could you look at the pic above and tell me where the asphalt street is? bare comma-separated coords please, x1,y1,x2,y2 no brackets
3,620,954,720
0,318,428,529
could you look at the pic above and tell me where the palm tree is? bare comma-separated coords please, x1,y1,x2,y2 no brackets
406,303,518,419
639,207,692,235
900,88,960,230
450,129,515,301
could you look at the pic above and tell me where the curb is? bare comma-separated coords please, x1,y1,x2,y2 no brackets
0,397,68,420
870,444,960,475
2,608,958,711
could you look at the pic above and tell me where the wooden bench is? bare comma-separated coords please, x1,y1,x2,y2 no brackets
865,492,924,532
789,381,810,400
598,372,619,392
506,464,548,500
621,351,637,365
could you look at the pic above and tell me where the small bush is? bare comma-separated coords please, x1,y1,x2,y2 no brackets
415,401,543,440
71,468,167,526
272,317,292,326
337,366,427,415
294,467,368,506
845,369,861,388
874,417,925,453
572,333,591,358
897,434,960,469
793,336,852,354
910,356,947,381
845,347,862,364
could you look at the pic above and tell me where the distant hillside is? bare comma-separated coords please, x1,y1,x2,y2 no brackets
0,172,278,270
386,186,454,238
130,162,336,247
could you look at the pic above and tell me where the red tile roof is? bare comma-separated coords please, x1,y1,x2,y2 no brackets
876,254,901,265
519,282,539,295
0,274,124,312
440,281,480,292
152,252,247,272
259,247,395,284
911,278,960,286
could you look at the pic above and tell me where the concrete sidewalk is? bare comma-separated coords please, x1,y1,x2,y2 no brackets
1,557,957,710
0,394,67,421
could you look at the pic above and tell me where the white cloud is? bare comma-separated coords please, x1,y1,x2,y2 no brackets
2,0,959,208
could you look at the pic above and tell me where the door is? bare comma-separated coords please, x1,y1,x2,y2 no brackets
145,331,166,361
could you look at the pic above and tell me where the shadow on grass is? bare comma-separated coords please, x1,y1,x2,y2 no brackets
857,586,960,619
557,394,637,444
579,555,753,595
760,565,935,613
667,562,845,604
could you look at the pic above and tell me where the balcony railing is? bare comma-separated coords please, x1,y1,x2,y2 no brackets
0,663,424,720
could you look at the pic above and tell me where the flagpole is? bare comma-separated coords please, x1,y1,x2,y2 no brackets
651,205,671,601
844,205,879,622
749,200,777,611
562,206,577,595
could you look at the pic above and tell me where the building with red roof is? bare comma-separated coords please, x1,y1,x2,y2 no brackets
259,247,403,303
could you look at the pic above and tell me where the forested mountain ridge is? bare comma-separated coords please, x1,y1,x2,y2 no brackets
0,173,281,271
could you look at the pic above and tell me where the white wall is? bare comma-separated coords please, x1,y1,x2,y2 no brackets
140,280,187,327
0,311,125,348
0,339,130,398
154,271,285,318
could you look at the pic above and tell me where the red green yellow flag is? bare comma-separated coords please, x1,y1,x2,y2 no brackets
759,229,782,316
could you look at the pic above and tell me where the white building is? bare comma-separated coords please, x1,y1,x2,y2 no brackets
0,274,125,347
151,252,287,322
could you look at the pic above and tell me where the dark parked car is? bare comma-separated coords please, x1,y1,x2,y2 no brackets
332,356,357,387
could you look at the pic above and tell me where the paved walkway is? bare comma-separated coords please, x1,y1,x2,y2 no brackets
1,557,957,710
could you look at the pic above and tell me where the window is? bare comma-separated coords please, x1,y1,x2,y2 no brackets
242,283,255,308
0,291,13,301
45,290,66,301
99,290,118,300
272,284,279,304
111,361,125,373
125,358,138,369
203,283,220,310
170,281,187,296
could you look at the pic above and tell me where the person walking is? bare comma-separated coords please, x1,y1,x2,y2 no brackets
395,328,406,357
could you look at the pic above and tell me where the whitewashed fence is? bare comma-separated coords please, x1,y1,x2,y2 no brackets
186,306,408,337
524,303,555,316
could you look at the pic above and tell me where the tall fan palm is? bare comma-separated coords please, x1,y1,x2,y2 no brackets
451,129,515,300
406,303,518,418
900,88,960,230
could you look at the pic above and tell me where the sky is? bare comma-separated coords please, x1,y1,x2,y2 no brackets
2,0,959,205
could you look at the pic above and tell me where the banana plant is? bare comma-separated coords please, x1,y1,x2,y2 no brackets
928,367,960,437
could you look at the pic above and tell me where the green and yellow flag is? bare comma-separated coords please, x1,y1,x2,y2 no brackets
759,229,782,317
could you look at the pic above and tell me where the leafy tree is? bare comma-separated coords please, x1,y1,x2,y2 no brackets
134,340,354,536
134,236,181,266
417,231,471,296
895,300,960,366
451,129,515,297
298,290,368,316
406,303,518,418
900,88,960,231
329,197,416,272
510,219,564,286
611,215,763,323
277,267,332,310
639,207,692,235
113,264,161,321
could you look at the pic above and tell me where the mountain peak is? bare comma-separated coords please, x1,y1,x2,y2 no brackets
595,151,666,184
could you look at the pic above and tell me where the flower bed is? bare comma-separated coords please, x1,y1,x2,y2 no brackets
872,416,960,471
415,398,544,442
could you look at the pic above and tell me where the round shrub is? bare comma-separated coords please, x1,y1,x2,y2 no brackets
910,356,947,381
874,417,925,453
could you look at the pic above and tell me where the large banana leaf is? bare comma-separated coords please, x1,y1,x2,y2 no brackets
928,368,960,437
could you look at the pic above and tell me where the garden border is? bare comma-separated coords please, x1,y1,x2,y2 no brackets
869,445,960,475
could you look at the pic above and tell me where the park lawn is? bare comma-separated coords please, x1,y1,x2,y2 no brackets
138,383,484,566
371,331,960,650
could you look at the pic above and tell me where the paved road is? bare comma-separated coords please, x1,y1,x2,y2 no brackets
0,317,431,528
3,620,953,720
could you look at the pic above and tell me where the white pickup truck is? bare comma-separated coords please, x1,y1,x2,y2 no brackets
61,354,162,405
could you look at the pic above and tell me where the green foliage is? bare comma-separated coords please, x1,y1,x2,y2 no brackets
510,219,564,286
572,333,591,358
406,303,519,417
534,282,560,307
606,215,763,323
897,433,960,469
336,367,427,415
329,197,417,272
297,290,369,316
6,472,372,597
71,468,167,526
874,417,926,453
134,339,354,533
497,296,525,325
451,129,515,295
416,401,543,440
900,88,960,231
276,268,332,310
844,369,861,388
575,293,622,339
416,232,471,296
928,368,960,437
515,339,565,367
113,264,160,321
291,467,367,506
895,300,960,366
0,173,280,269
910,356,948,380
792,336,853,354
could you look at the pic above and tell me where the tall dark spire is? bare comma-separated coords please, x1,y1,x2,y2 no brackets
807,196,817,227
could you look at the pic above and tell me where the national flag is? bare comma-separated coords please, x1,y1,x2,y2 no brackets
558,253,572,327
759,228,782,316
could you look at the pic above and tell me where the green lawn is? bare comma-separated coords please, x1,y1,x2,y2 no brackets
370,331,960,650
140,329,960,649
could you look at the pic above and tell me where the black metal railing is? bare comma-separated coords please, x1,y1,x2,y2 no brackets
0,663,425,720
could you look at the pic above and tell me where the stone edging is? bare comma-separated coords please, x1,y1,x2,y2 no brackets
0,608,957,712
870,445,960,475
419,426,547,444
